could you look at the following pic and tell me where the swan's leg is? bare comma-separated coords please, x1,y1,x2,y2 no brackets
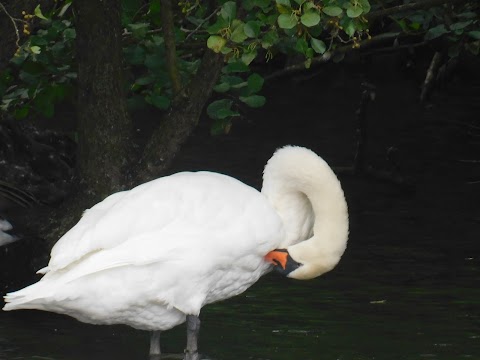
184,315,201,360
149,331,161,360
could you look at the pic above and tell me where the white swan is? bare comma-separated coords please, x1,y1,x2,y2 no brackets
3,146,348,360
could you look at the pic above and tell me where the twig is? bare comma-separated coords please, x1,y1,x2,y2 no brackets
420,51,442,102
0,2,24,48
185,7,220,42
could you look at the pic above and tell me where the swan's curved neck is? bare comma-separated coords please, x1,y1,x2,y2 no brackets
262,146,349,280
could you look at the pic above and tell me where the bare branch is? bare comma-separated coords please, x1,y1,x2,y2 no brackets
420,51,442,102
265,32,401,82
185,7,220,42
0,2,24,48
366,0,468,22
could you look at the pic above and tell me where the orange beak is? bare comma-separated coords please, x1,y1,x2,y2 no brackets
265,249,289,270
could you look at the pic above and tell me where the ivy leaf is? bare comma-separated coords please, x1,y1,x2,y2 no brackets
322,6,343,17
278,14,297,29
207,35,227,53
310,38,326,54
239,95,266,108
301,12,320,27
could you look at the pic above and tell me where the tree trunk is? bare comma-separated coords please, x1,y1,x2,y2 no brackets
138,50,224,181
74,0,131,197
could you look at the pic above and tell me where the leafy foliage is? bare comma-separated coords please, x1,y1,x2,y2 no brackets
0,0,479,132
0,2,75,119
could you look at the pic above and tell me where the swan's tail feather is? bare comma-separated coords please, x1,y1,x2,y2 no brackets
3,282,53,311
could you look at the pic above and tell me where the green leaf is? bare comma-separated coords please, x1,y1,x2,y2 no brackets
63,28,76,40
346,5,363,18
344,20,356,37
322,6,343,17
276,0,291,13
221,1,237,22
223,61,249,73
301,12,320,27
128,23,150,39
207,99,238,120
213,82,231,93
148,94,170,110
247,73,264,94
207,17,229,34
124,45,146,65
58,2,72,17
239,95,266,108
261,31,280,48
34,5,49,20
278,13,297,29
358,0,371,14
30,46,42,54
222,75,244,87
310,38,326,54
230,21,248,43
244,21,261,38
295,38,309,55
425,24,449,41
450,20,473,31
207,35,227,53
468,31,480,40
241,49,257,65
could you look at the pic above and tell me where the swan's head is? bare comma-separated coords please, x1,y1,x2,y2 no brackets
265,246,343,280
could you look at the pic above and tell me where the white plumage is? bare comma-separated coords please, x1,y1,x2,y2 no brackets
4,172,283,328
3,146,349,358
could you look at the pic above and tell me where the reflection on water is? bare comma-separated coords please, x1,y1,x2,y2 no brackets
1,243,479,360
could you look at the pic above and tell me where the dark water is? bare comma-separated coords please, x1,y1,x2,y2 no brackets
1,56,480,359
1,241,479,360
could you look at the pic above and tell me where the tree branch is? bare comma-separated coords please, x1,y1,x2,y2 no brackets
366,0,468,22
137,50,224,181
265,32,401,82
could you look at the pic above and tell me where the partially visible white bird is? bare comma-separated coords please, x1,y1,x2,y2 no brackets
0,218,17,246
3,146,349,360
